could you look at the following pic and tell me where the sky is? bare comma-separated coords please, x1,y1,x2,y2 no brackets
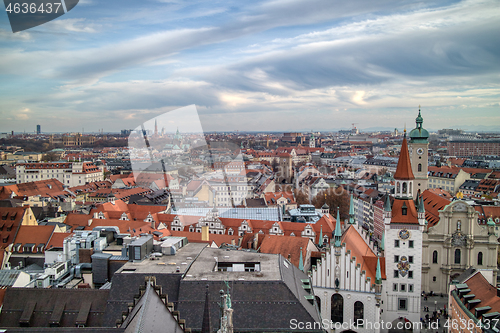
0,0,499,133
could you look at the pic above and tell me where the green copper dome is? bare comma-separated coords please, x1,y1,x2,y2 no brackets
409,108,429,143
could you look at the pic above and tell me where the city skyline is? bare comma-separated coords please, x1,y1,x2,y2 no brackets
1,0,499,132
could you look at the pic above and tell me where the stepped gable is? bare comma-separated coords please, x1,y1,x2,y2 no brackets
341,225,386,281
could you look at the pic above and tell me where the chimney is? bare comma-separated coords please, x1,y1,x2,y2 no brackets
75,240,81,264
202,225,209,242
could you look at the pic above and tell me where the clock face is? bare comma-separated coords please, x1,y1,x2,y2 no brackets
416,148,424,155
399,229,410,240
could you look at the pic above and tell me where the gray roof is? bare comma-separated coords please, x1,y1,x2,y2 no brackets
175,207,280,221
0,270,23,287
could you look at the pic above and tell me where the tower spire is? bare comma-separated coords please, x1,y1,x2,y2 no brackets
376,256,382,284
348,194,355,224
334,208,342,247
298,247,304,272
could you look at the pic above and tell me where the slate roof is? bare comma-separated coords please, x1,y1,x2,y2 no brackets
0,288,110,328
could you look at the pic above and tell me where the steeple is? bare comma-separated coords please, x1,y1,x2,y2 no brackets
375,256,382,284
380,232,385,252
348,194,355,224
394,132,414,199
384,195,391,212
298,247,304,272
409,106,429,143
334,208,342,247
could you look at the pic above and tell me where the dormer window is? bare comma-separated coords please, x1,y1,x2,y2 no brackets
402,202,407,216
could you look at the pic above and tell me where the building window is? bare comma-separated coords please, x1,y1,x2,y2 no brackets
394,255,399,263
418,163,422,172
331,294,344,324
433,276,437,282
398,298,407,310
409,284,414,292
409,256,413,264
408,271,413,279
400,284,406,292
432,250,438,264
454,249,461,264
354,301,364,324
409,240,414,248
477,252,483,266
393,283,398,291
395,240,400,248
394,270,399,278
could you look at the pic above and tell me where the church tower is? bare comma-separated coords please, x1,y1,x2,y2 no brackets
382,131,425,331
409,107,429,198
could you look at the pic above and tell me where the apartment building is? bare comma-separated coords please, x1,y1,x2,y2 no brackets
16,161,103,186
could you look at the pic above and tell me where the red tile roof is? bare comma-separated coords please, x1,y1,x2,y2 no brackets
422,189,450,228
391,199,418,224
393,135,414,180
0,207,27,249
259,235,310,268
12,225,55,253
342,225,386,281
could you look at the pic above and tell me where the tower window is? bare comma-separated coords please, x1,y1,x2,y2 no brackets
394,270,399,278
402,203,407,216
454,249,461,264
409,240,414,248
477,252,483,266
432,250,438,264
394,255,399,263
395,240,400,247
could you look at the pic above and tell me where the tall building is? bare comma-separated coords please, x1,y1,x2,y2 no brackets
409,108,429,198
382,131,425,330
36,125,41,135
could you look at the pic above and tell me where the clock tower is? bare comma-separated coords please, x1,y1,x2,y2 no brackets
409,107,429,198
382,131,425,331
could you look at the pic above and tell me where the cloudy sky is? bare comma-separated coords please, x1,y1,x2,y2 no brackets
1,0,499,133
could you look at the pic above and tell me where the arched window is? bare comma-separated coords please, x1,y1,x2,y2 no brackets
455,249,461,264
418,163,422,172
397,182,400,195
331,294,343,324
432,250,438,264
354,301,364,323
478,252,483,266
315,296,321,314
402,182,407,194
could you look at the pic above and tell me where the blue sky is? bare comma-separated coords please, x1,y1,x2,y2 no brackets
0,0,499,133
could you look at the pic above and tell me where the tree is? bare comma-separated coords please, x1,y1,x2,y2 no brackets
294,188,310,205
312,187,349,221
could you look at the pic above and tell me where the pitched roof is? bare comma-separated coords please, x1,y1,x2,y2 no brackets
341,225,386,281
462,271,500,315
258,235,311,268
393,135,414,180
0,207,27,249
422,189,451,228
391,199,418,224
0,179,65,200
12,225,55,253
